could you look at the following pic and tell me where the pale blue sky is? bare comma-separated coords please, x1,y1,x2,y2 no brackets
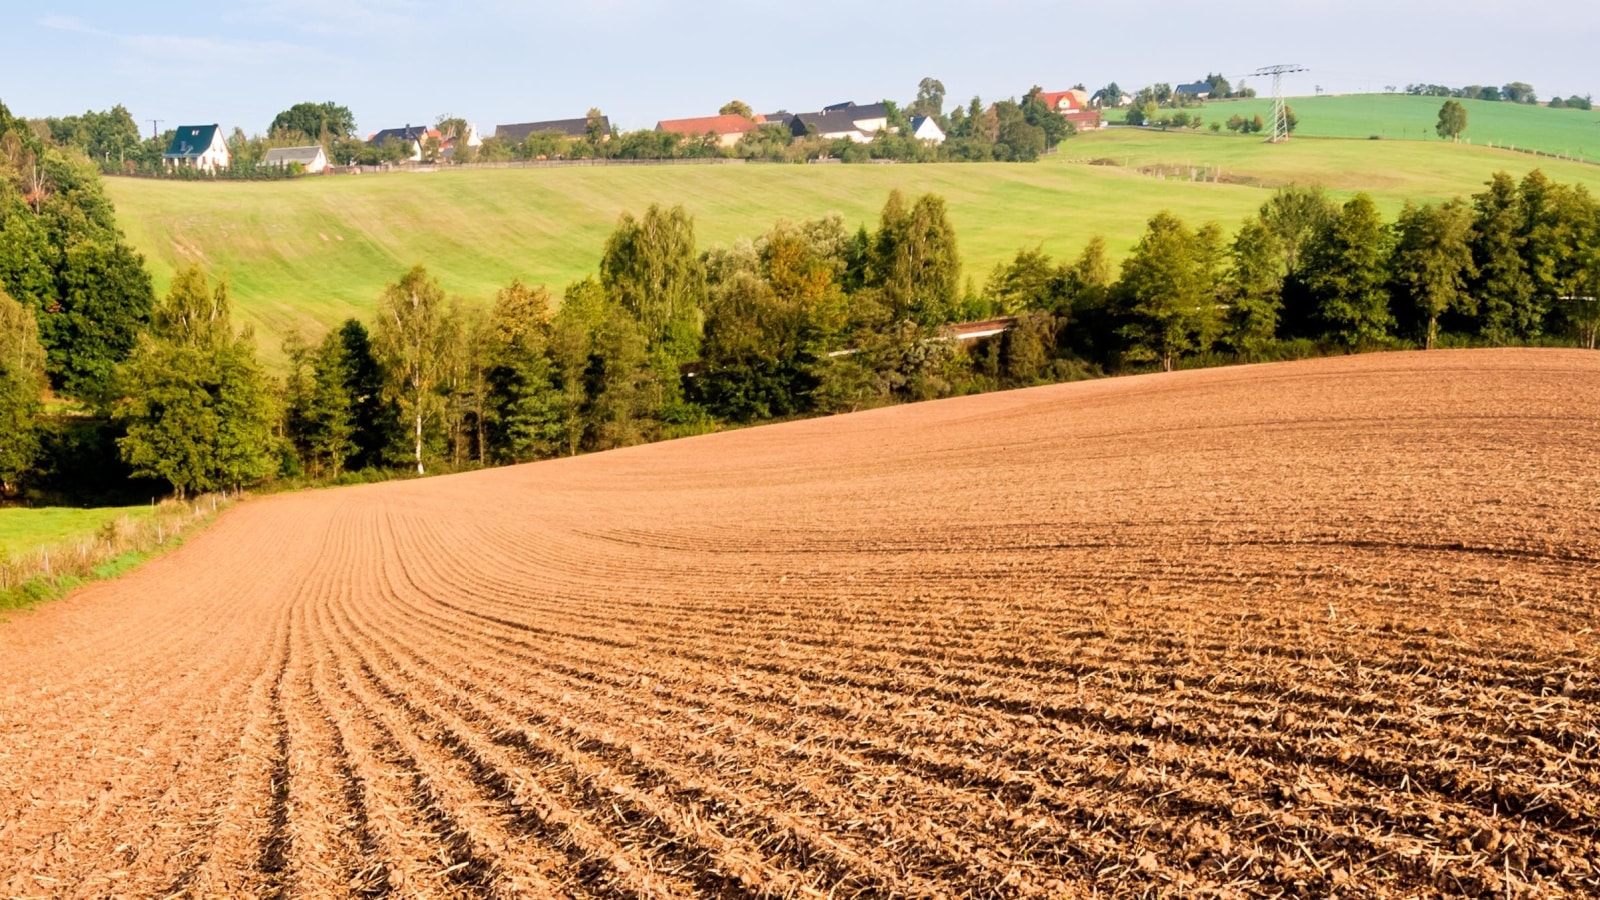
5,0,1597,137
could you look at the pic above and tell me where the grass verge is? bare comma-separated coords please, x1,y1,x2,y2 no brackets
0,493,238,615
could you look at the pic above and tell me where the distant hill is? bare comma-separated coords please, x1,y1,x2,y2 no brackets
104,128,1600,366
1200,93,1600,162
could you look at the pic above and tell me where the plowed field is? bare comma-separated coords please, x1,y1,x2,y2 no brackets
3,350,1598,898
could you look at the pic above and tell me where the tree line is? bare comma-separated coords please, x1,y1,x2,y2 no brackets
1404,82,1592,109
4,96,1600,503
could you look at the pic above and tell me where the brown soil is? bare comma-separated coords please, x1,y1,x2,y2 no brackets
3,349,1598,898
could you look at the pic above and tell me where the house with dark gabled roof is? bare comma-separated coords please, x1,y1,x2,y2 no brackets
367,125,432,161
790,102,892,143
908,116,946,144
1175,82,1213,100
494,116,611,144
164,124,230,170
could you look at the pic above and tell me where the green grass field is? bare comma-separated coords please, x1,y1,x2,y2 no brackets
1198,93,1600,162
104,121,1600,365
0,506,154,559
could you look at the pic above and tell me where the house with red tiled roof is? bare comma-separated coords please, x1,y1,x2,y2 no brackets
1034,89,1104,131
656,113,767,148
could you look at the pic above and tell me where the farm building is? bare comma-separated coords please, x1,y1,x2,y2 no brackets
1033,90,1104,130
791,102,892,142
1175,82,1213,100
909,115,946,144
656,114,766,148
163,124,230,171
494,116,611,143
261,145,329,173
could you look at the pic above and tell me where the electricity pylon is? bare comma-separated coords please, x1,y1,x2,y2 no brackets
1252,65,1308,143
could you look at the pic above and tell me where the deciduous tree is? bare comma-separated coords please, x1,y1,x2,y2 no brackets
113,267,277,496
1436,100,1468,141
1391,201,1476,348
1303,194,1394,347
600,204,706,364
0,286,46,494
373,265,453,474
1225,218,1285,356
869,191,962,327
1115,211,1223,371
269,101,357,142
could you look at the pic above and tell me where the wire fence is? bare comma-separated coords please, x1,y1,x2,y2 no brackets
0,492,240,608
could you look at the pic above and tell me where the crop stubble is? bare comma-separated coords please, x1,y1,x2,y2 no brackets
2,349,1597,898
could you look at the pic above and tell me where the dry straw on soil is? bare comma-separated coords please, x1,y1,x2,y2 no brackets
1,350,1597,898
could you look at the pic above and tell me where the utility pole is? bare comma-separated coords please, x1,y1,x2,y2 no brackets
1252,64,1308,143
148,119,164,140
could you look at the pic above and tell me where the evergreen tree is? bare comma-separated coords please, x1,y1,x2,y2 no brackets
373,265,453,474
486,280,563,462
1304,194,1394,347
0,286,46,494
306,330,357,477
279,329,316,468
335,319,392,471
1391,201,1477,348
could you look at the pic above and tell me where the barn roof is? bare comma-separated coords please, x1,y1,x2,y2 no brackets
262,146,326,166
655,114,764,136
495,117,609,142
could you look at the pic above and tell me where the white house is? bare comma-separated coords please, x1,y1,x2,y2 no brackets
262,145,329,173
909,115,946,144
164,124,230,171
791,102,893,143
367,125,432,162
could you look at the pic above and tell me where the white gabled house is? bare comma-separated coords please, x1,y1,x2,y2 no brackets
262,145,330,173
164,124,230,171
909,115,946,144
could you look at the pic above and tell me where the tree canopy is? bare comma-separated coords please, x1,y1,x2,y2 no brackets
269,101,357,142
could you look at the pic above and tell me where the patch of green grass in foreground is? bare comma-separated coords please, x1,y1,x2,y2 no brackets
105,125,1600,367
0,505,154,558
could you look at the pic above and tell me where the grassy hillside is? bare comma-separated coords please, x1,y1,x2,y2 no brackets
105,128,1600,364
1200,93,1600,162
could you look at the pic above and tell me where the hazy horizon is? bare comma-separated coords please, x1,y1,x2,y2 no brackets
6,0,1596,138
